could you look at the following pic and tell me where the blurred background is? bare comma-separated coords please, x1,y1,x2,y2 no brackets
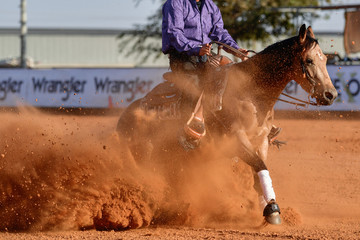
0,0,359,68
0,0,359,110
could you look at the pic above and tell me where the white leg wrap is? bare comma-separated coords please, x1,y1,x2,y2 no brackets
257,170,276,203
258,195,267,209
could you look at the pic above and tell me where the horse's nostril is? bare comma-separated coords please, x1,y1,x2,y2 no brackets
324,91,334,101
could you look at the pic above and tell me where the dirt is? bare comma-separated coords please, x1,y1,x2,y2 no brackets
0,108,359,239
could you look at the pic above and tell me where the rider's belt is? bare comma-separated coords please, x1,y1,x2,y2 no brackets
167,49,207,64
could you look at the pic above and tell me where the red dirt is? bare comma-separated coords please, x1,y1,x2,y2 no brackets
0,109,359,239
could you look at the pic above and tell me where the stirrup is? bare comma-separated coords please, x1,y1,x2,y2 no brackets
178,114,206,151
263,199,281,225
184,116,206,139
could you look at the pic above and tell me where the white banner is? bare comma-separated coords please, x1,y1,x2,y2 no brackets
0,66,359,111
0,68,166,108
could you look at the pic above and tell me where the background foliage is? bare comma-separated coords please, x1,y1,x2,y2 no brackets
119,0,331,62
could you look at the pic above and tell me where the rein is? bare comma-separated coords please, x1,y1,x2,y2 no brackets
210,41,318,108
278,93,317,108
210,40,256,58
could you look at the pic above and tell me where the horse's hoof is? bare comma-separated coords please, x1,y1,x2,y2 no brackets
263,200,281,225
265,212,281,225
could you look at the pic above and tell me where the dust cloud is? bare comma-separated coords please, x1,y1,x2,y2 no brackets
0,108,262,232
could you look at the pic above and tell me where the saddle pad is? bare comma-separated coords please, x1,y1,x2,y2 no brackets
140,81,182,119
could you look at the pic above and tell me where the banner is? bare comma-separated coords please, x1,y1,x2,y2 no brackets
0,68,167,108
0,66,359,111
344,10,360,55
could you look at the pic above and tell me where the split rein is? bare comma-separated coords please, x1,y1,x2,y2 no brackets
210,40,256,58
210,41,318,109
278,93,317,108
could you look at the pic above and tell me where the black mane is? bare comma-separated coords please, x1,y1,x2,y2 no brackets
260,35,318,56
252,35,319,73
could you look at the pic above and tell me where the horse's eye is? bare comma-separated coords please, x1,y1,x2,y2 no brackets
306,58,313,65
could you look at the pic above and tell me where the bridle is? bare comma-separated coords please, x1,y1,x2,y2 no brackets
273,58,318,108
300,58,317,95
211,40,318,108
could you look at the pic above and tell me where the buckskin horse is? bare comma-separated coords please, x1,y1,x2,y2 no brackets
116,25,337,225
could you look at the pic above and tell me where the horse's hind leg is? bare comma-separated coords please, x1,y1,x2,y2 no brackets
116,100,153,165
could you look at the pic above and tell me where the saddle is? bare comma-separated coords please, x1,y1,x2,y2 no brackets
140,46,233,119
140,81,182,120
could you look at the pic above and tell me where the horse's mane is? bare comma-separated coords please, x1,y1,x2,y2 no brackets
260,35,319,56
253,34,318,72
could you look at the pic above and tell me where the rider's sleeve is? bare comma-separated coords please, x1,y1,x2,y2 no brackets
209,5,240,50
162,0,201,56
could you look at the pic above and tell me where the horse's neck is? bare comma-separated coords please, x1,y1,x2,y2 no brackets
254,53,293,89
228,55,292,124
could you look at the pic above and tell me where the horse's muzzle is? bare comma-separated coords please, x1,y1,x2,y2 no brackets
317,88,338,105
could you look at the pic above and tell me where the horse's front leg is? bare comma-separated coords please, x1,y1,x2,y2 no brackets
251,130,271,210
235,130,281,225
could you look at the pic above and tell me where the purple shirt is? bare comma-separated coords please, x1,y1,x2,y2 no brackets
162,0,240,56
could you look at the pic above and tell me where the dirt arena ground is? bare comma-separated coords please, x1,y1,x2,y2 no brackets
0,109,359,239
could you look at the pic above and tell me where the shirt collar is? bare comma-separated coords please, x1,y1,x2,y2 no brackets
191,0,205,11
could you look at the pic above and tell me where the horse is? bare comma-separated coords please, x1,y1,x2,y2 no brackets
116,24,338,225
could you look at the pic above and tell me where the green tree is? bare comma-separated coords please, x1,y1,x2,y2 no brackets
119,0,330,63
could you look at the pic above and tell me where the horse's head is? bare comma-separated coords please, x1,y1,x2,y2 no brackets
293,24,338,105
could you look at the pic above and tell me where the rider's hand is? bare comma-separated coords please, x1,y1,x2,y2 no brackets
236,48,249,61
199,43,212,56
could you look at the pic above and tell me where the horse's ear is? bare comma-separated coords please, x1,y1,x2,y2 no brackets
307,26,315,38
299,24,307,44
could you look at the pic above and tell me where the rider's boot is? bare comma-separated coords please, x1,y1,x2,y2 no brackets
178,72,228,150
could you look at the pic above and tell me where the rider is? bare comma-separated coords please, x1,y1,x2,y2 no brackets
162,0,281,150
162,0,249,149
